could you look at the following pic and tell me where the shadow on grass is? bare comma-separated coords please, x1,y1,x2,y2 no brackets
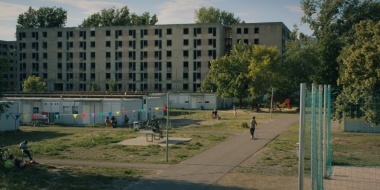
0,163,250,190
0,130,70,147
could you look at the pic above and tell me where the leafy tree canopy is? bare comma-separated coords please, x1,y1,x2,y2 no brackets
80,6,158,27
282,26,319,92
194,7,242,25
301,0,380,85
335,20,380,125
202,42,282,107
17,6,67,28
247,45,282,100
22,76,47,93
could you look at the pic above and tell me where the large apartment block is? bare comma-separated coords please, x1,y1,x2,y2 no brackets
0,40,18,90
14,22,290,92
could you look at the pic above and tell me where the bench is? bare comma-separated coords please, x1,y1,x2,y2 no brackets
137,130,161,142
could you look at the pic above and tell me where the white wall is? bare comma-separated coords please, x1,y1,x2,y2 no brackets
0,101,21,131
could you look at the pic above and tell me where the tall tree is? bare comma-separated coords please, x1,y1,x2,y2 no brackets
17,6,67,28
0,55,11,114
202,42,252,107
282,26,319,93
247,45,282,101
301,0,380,85
22,76,47,93
335,20,380,125
80,6,157,27
194,7,242,25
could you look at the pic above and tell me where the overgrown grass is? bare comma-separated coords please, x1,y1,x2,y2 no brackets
332,133,380,166
3,108,378,189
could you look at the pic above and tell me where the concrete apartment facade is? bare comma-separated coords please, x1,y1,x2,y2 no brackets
12,22,290,93
0,40,18,90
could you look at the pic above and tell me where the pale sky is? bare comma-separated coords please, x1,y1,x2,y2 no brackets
0,0,312,41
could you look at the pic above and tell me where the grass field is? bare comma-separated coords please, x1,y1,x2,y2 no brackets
1,108,379,189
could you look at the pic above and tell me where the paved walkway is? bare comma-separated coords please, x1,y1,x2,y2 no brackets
128,115,299,190
37,115,299,190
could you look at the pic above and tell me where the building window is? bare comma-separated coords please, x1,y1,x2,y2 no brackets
183,73,188,79
183,39,189,46
140,40,148,48
167,28,172,35
166,73,172,80
91,41,95,47
167,40,172,46
57,31,62,37
106,73,111,79
237,28,241,34
129,30,136,38
106,41,111,47
57,42,62,49
167,62,172,68
141,29,148,38
183,50,189,57
254,38,259,44
183,84,188,90
244,39,249,44
254,27,259,34
155,29,162,37
194,28,201,36
244,28,248,34
166,83,172,90
183,61,188,67
183,28,189,34
91,31,95,36
106,30,111,36
166,51,172,57
129,62,136,71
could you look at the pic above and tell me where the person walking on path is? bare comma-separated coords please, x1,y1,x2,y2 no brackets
250,116,257,140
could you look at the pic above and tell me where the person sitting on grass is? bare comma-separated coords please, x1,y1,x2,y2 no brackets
4,154,25,169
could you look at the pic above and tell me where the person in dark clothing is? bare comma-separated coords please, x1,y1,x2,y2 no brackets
111,116,117,128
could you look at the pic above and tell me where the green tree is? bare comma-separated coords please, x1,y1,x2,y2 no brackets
202,42,252,107
91,82,101,91
282,26,319,93
301,0,380,85
107,79,117,92
194,7,242,25
335,20,380,125
22,76,47,93
0,56,11,114
80,6,157,27
17,6,67,28
247,45,282,101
